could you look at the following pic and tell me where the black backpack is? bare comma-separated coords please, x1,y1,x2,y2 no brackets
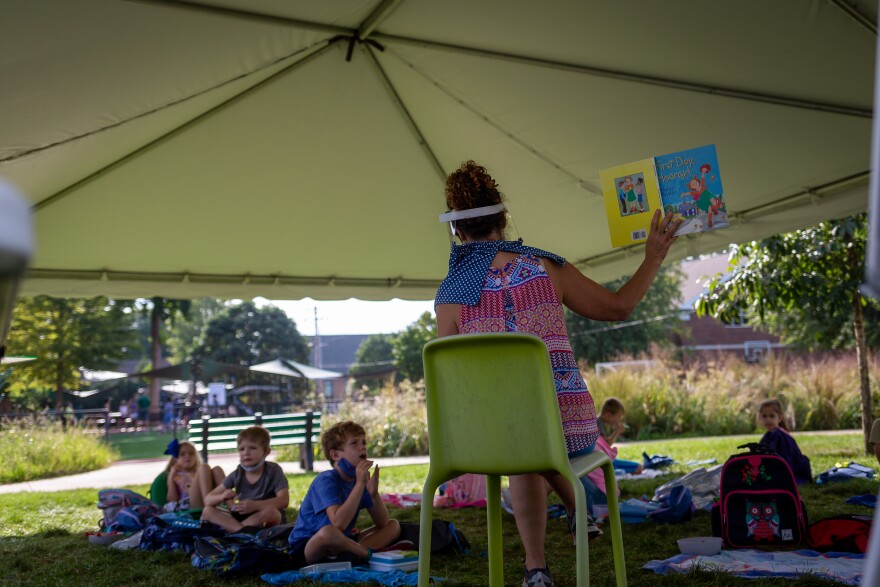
398,520,471,554
192,534,292,576
712,443,808,548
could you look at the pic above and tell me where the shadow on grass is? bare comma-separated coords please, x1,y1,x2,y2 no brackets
0,466,874,585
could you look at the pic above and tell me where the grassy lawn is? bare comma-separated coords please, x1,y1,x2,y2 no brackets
105,431,183,461
105,431,240,462
0,431,876,586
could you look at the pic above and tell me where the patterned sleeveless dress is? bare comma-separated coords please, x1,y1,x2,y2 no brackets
458,254,599,455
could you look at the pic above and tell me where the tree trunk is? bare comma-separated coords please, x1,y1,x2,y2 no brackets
54,301,65,411
150,302,162,426
853,290,872,453
55,359,64,411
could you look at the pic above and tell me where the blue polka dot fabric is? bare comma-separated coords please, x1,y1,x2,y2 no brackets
434,239,566,307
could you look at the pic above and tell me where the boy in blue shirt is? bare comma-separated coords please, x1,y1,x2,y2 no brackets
288,421,401,567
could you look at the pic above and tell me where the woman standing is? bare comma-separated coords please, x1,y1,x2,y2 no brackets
434,161,681,587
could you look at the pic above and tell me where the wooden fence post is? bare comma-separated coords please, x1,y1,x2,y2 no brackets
304,410,314,472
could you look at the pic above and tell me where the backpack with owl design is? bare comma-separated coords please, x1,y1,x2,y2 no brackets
711,443,807,548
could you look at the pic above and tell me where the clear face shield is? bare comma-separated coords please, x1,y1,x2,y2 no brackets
0,181,33,360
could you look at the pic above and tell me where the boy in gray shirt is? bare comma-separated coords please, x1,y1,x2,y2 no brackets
201,426,289,532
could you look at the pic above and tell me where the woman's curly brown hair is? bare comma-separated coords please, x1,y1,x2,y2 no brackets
445,160,507,239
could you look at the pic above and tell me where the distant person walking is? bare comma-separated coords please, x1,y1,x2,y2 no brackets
163,398,175,432
62,403,75,430
137,391,151,429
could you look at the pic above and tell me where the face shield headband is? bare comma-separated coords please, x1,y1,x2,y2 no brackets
438,203,507,236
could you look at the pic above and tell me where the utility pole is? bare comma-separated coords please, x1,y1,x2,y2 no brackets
313,307,322,368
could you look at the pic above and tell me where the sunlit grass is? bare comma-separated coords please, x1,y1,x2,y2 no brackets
0,418,117,484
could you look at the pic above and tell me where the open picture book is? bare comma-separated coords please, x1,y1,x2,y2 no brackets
599,144,729,247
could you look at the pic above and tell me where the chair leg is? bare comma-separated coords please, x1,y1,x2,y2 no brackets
418,473,442,587
602,461,627,587
485,475,503,586
569,472,590,587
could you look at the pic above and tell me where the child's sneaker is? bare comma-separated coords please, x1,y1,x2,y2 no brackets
523,566,554,587
567,510,602,544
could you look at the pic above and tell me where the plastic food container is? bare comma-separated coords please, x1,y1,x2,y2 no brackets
677,536,722,555
299,561,351,574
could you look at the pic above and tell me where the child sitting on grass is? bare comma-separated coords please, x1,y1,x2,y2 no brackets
165,440,225,509
201,426,290,532
757,398,812,484
579,398,638,518
597,398,643,474
287,420,401,568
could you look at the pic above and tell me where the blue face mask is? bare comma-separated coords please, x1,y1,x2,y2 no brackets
240,457,265,472
338,457,358,478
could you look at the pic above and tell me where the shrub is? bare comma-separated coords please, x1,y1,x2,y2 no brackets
0,417,118,484
588,351,877,439
274,381,428,462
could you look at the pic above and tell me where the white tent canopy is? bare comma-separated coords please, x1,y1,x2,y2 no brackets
251,358,344,380
162,380,210,395
2,0,874,300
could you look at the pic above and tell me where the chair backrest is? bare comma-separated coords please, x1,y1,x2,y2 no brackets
422,333,572,478
150,470,169,506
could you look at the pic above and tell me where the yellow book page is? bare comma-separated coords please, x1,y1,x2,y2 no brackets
599,158,662,247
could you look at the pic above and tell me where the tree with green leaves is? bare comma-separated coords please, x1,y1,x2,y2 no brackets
194,301,309,370
6,296,138,408
393,312,437,383
136,297,191,422
166,298,226,363
566,265,684,364
695,214,878,450
350,333,396,391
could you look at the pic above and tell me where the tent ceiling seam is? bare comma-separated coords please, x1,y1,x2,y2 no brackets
575,169,870,268
30,40,340,213
363,45,446,182
123,0,352,35
829,0,877,35
387,47,592,189
375,34,872,118
23,268,442,290
5,39,336,167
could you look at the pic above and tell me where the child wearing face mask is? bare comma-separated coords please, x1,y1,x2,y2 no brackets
201,426,290,532
287,420,401,569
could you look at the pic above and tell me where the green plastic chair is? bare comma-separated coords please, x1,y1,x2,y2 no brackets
418,333,626,587
149,470,203,517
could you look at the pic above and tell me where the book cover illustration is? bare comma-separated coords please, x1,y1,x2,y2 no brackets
599,158,663,248
655,143,728,236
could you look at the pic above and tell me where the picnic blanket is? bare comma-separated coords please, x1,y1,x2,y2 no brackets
615,468,668,481
383,475,488,509
846,494,878,508
644,549,864,585
654,465,723,511
262,568,423,586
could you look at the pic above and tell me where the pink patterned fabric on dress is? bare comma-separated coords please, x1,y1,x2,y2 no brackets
459,254,599,454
